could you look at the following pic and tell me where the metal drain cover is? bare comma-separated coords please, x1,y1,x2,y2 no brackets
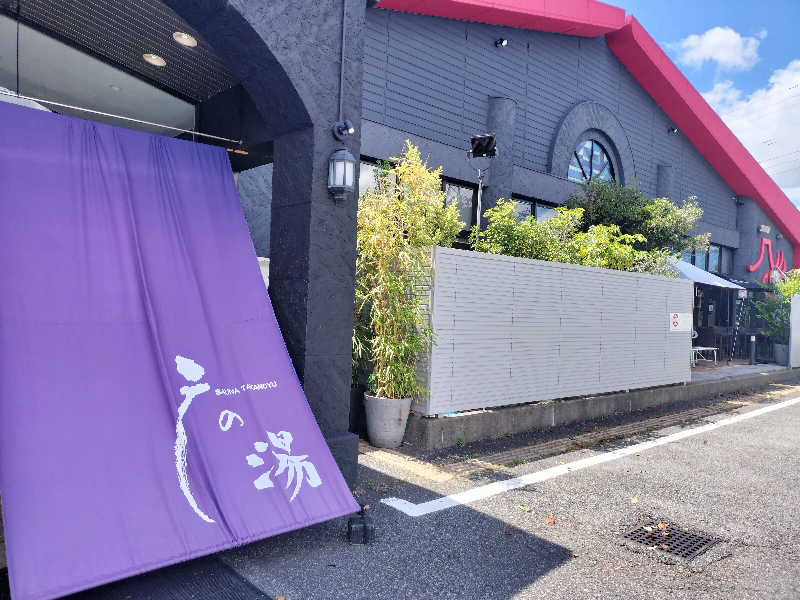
623,520,720,560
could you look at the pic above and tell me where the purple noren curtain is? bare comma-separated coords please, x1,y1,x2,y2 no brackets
0,102,358,600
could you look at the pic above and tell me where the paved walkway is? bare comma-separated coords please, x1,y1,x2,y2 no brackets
691,362,785,383
359,400,745,482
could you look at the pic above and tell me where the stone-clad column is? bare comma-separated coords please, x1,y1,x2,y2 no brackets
482,96,517,225
269,125,360,484
167,0,366,485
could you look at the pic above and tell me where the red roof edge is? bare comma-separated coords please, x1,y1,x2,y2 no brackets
373,0,626,37
606,17,800,263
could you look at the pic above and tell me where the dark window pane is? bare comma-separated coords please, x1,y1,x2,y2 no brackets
591,142,609,179
568,155,584,182
708,245,720,273
535,204,557,222
444,183,475,230
695,248,707,271
567,140,614,183
720,247,733,275
359,161,377,195
681,249,693,264
512,199,533,221
577,140,593,176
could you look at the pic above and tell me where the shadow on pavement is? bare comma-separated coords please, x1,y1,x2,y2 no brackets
217,464,573,600
0,556,270,600
0,464,573,600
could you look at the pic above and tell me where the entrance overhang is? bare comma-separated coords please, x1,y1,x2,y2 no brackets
673,259,745,290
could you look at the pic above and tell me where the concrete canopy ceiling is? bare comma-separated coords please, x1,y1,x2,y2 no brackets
0,0,240,137
0,0,236,102
0,13,195,135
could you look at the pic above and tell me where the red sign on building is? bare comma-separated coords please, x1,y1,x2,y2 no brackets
747,238,786,283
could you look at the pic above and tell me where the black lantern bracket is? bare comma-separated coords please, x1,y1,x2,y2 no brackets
333,119,355,141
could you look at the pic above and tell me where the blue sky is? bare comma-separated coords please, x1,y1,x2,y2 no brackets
615,0,800,205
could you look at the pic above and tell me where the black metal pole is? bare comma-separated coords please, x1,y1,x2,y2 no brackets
475,168,484,231
731,291,746,362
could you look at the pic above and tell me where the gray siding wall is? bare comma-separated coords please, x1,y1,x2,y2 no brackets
363,9,741,237
418,247,693,416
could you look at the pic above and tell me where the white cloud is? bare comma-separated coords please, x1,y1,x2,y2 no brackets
786,187,800,207
703,60,800,206
675,27,764,71
701,80,742,109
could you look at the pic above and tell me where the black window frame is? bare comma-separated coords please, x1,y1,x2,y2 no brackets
568,139,616,184
509,194,534,221
707,244,721,274
358,155,395,197
694,246,708,271
535,202,558,222
684,243,733,276
441,176,478,238
719,246,733,276
512,194,559,222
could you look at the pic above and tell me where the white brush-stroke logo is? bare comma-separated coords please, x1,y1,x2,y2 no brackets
174,355,215,523
173,355,321,522
246,431,322,501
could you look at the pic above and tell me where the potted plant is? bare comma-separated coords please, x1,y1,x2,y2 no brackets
752,270,800,366
353,143,462,447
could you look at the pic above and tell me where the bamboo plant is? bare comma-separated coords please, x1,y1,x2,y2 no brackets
353,142,463,400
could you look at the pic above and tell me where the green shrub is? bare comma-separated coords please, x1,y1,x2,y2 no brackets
752,270,800,345
566,179,708,255
469,199,675,276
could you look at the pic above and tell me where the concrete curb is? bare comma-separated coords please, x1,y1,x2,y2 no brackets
404,368,800,450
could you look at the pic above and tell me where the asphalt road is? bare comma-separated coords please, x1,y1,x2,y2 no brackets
3,392,798,599
221,395,800,599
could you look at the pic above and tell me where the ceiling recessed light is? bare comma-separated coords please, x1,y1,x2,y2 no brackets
143,53,166,67
109,84,121,92
172,31,197,47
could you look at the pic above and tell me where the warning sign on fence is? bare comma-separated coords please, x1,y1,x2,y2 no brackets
668,312,692,332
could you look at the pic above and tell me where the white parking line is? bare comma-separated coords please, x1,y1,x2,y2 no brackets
381,395,800,517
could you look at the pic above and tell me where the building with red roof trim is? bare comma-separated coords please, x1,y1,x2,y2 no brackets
364,0,799,279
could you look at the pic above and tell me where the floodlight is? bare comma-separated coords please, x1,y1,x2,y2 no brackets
469,133,497,158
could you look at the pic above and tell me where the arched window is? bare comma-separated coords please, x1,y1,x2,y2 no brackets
568,140,614,183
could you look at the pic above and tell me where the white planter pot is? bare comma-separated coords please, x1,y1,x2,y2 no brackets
364,394,412,448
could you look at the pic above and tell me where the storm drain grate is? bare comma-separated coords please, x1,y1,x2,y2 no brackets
623,520,720,560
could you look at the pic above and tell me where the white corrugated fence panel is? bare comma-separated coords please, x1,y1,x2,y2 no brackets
416,246,693,416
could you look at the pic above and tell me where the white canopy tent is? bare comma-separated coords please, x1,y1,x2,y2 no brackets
670,259,747,365
671,258,744,290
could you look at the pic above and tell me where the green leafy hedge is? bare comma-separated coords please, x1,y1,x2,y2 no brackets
470,199,676,277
